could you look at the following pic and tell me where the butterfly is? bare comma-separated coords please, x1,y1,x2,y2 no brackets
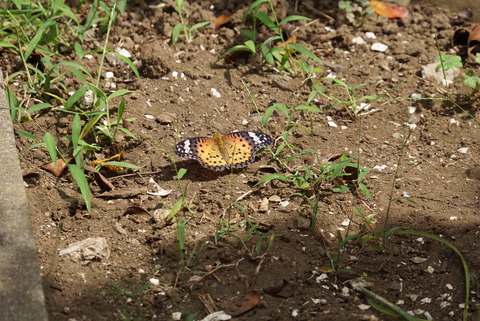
175,131,273,171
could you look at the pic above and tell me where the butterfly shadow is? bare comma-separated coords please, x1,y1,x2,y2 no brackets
169,160,242,181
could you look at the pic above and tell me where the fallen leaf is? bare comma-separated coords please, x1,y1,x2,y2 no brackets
467,24,480,55
93,171,115,191
84,163,114,191
40,159,68,177
225,291,259,316
214,13,233,30
369,0,408,19
124,206,150,223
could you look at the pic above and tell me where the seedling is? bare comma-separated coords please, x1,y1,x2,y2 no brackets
171,0,210,45
216,0,321,73
338,0,373,26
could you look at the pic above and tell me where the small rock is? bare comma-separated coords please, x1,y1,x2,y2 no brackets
352,36,366,45
295,217,311,229
258,197,269,213
199,311,232,321
371,43,388,52
421,62,460,87
156,112,176,124
269,195,281,202
115,47,132,58
152,209,170,227
210,88,221,98
59,237,110,262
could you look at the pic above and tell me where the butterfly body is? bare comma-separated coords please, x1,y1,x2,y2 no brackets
175,131,273,171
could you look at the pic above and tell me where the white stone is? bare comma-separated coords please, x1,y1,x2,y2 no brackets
371,43,388,52
352,36,366,45
59,237,110,262
210,88,221,98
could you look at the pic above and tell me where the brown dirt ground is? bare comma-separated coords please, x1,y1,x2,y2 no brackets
6,0,480,320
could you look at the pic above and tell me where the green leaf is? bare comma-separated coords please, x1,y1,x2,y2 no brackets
71,114,82,148
239,29,255,41
255,173,289,185
107,89,134,101
43,133,57,164
177,168,187,180
286,42,323,64
6,87,20,120
190,21,210,31
118,127,137,139
358,182,372,198
15,130,39,142
244,40,256,53
27,102,53,114
167,198,184,221
99,161,141,169
68,164,92,212
293,105,323,112
279,15,311,24
65,85,90,110
172,23,184,45
109,52,140,78
24,20,53,60
254,12,276,29
244,0,269,20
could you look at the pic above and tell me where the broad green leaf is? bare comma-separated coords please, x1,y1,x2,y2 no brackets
172,23,184,45
24,20,53,60
254,12,276,29
71,114,81,147
68,164,91,211
177,168,187,180
239,29,255,41
27,102,53,114
244,40,256,53
43,132,57,164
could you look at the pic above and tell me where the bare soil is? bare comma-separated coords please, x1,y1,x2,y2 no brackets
7,1,480,320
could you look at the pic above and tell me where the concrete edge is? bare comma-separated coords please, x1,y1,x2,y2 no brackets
0,72,48,320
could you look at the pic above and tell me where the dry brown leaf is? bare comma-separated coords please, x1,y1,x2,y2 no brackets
124,206,150,223
93,171,115,191
40,159,68,177
214,13,233,30
467,24,480,55
226,291,259,316
369,0,408,19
